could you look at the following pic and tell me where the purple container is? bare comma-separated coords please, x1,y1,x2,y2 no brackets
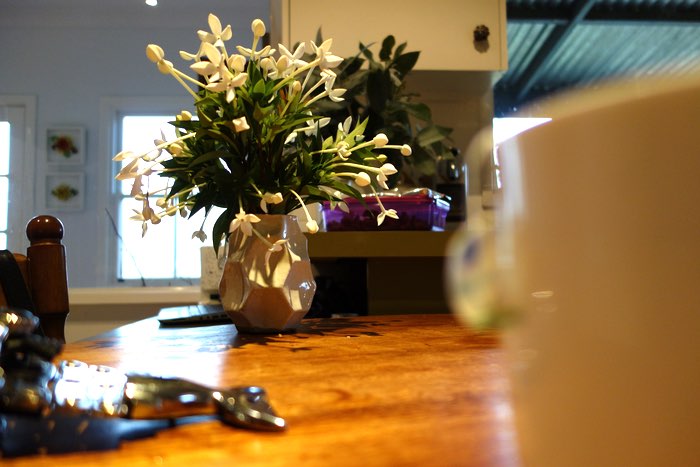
322,193,450,231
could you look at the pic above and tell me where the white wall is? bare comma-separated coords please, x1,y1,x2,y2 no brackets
0,0,493,288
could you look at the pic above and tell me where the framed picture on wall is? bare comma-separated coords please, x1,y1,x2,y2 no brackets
46,127,85,165
45,172,85,211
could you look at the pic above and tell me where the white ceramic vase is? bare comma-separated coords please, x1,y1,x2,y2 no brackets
218,214,316,333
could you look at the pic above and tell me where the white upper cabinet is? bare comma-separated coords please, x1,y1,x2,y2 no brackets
269,0,508,71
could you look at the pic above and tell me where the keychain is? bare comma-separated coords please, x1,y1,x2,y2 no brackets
0,308,285,457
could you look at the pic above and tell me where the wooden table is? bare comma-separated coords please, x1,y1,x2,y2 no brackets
4,314,520,466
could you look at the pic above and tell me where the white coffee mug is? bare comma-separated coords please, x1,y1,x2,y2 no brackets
449,73,700,466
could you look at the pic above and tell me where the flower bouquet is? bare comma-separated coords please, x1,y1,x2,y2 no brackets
115,13,411,251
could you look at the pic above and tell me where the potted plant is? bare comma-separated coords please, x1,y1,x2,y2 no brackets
114,14,411,332
310,34,454,189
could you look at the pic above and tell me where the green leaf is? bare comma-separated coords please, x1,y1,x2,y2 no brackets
379,35,395,61
190,150,228,167
403,102,432,121
394,42,408,59
366,70,389,113
252,78,266,97
394,51,420,75
167,178,188,200
416,125,451,147
359,42,374,61
341,56,364,76
212,209,234,254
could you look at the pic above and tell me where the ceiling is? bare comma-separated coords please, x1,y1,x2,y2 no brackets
494,0,700,116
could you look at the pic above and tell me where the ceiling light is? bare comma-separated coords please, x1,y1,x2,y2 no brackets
145,0,157,6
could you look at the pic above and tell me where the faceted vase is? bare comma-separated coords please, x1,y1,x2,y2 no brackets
218,215,316,333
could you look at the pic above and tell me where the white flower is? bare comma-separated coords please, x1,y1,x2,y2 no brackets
259,57,276,75
320,69,337,91
265,192,284,204
328,88,346,102
339,116,352,135
259,191,284,213
116,158,140,180
311,39,343,69
227,54,247,73
232,117,250,133
229,208,261,237
192,230,207,242
199,13,232,48
130,175,144,197
302,117,330,136
377,208,398,226
112,150,134,162
190,60,218,77
236,44,274,60
377,172,389,190
335,141,351,159
376,165,397,189
206,69,248,102
278,43,306,67
401,144,412,156
265,239,288,268
203,42,223,65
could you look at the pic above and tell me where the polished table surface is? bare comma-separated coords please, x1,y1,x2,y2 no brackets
5,314,519,466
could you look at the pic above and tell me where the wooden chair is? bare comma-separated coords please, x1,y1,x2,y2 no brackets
0,215,69,342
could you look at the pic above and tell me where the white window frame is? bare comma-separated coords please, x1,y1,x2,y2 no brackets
0,96,36,252
98,97,191,286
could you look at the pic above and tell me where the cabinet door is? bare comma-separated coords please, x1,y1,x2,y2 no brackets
270,0,507,71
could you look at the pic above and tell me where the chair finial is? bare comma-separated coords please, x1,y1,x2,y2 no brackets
26,215,64,244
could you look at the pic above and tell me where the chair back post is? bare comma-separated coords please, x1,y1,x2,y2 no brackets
26,215,69,342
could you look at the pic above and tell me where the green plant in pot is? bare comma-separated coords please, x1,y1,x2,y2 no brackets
310,34,454,188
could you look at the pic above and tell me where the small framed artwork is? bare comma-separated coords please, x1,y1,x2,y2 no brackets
46,172,85,211
46,127,85,165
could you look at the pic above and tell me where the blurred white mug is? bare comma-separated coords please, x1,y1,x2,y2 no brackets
449,73,700,466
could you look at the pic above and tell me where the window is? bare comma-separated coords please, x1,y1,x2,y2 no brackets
113,113,221,284
0,121,9,249
0,97,35,253
492,117,551,189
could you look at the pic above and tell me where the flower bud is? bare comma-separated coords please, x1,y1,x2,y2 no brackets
252,19,266,37
168,143,183,156
354,172,371,187
306,220,319,234
401,144,412,156
373,133,388,147
145,44,165,63
156,59,174,74
232,117,250,133
380,163,398,175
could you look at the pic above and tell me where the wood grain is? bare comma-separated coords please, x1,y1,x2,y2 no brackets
3,314,520,466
